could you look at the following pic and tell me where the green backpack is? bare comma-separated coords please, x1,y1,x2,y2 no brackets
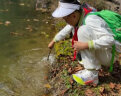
84,10,121,72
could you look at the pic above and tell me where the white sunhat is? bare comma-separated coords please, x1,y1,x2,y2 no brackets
52,2,81,18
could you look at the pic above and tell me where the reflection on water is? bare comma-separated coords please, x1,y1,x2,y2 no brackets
0,1,55,96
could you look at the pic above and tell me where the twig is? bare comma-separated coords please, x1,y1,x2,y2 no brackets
47,49,52,61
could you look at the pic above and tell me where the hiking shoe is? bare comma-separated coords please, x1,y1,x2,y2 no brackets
72,69,98,85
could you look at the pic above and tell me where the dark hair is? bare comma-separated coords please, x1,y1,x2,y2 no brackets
60,0,81,5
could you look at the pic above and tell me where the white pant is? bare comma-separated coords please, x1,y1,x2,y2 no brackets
77,26,112,70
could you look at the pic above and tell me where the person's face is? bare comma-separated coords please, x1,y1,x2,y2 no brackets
63,11,80,27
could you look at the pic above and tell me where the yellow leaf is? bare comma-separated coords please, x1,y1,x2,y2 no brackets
44,84,51,89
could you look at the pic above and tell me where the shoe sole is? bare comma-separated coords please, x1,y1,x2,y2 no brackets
73,74,98,85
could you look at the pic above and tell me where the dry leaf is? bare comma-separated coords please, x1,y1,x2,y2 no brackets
85,89,94,96
60,89,68,95
44,76,48,80
19,3,25,6
26,19,30,21
5,21,11,26
99,87,105,93
74,66,82,72
109,83,116,89
69,78,73,84
115,84,121,90
42,95,48,96
25,25,33,32
44,84,51,89
33,19,39,22
68,68,72,73
64,64,68,67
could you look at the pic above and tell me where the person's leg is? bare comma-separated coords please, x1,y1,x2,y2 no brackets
73,25,112,85
77,25,102,70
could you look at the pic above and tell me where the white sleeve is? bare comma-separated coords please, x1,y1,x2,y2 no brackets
92,35,115,49
53,24,73,42
85,15,115,49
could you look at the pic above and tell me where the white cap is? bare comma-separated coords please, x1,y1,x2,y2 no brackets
52,2,81,18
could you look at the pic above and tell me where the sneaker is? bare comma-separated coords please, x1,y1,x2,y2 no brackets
72,69,99,85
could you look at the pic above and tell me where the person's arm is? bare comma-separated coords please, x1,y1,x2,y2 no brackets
48,24,73,49
73,41,88,51
85,15,115,50
74,15,115,51
48,40,55,49
53,24,73,42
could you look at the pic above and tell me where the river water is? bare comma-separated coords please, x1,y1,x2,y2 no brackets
0,1,55,96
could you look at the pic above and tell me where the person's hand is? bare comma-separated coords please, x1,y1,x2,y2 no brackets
73,41,88,51
48,40,55,49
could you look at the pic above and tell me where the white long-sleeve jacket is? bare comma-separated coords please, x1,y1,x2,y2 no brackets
53,24,73,42
53,15,121,53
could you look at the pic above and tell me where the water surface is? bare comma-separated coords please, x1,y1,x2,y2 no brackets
0,1,55,96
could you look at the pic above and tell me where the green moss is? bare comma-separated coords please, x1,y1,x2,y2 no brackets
54,40,73,59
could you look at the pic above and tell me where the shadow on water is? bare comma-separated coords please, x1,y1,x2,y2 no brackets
0,0,55,96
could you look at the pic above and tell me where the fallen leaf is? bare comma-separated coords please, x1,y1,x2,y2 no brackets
60,89,68,95
26,19,30,21
44,84,51,89
42,95,48,96
5,21,11,26
69,78,73,84
19,3,25,6
68,68,72,73
33,19,39,22
109,83,116,89
64,64,68,67
25,25,33,32
46,22,48,24
41,32,46,35
99,87,105,93
74,66,83,72
44,76,48,80
110,91,117,96
115,84,121,90
85,89,94,96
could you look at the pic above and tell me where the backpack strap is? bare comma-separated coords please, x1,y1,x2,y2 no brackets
109,45,115,72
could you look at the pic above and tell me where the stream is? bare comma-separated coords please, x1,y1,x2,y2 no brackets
0,1,55,96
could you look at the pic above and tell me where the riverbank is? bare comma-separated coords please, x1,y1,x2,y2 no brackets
47,33,121,96
45,0,121,96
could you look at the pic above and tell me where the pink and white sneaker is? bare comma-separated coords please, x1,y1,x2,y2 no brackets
72,69,99,85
